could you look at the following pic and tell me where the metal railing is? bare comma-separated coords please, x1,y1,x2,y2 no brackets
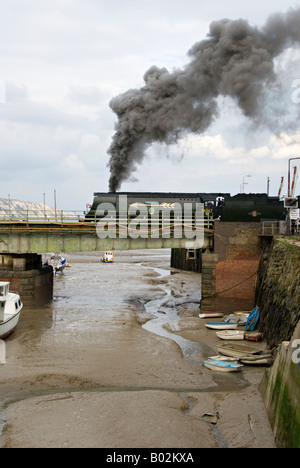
261,220,288,236
0,209,85,224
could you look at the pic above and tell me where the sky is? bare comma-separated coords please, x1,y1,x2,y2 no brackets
0,0,300,211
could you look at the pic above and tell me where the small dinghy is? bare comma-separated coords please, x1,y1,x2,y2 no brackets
208,355,239,364
239,354,272,366
217,342,265,358
245,306,260,331
245,331,263,342
204,358,243,372
205,322,238,330
216,330,245,340
199,312,224,319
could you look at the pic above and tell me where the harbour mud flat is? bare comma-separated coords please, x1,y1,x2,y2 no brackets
0,250,275,448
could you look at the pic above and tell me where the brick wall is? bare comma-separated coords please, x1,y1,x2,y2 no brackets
212,222,263,313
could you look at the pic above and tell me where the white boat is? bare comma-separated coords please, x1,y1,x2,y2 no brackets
208,355,239,364
204,359,243,372
199,312,224,319
49,255,67,275
216,330,245,340
0,282,23,339
205,322,238,330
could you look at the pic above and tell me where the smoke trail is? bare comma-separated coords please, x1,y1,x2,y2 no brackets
107,7,300,192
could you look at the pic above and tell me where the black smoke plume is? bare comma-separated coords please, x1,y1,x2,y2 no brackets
107,8,300,192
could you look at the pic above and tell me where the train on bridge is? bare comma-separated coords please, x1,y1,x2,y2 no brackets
85,192,296,223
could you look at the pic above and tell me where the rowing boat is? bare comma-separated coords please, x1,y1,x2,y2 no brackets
217,342,265,358
216,330,245,340
199,312,224,319
205,322,238,330
204,359,243,372
239,354,272,366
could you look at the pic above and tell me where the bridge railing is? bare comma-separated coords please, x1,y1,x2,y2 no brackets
0,209,85,224
0,209,215,237
261,220,288,236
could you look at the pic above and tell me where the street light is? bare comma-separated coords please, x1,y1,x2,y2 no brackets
241,174,252,193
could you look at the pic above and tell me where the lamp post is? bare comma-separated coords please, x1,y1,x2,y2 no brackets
241,174,252,193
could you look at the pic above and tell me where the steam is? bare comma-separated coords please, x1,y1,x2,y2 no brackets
107,8,300,192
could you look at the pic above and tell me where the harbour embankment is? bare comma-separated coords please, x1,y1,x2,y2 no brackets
256,239,300,448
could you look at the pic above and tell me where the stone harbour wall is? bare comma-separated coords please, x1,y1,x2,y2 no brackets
257,240,300,448
256,240,300,349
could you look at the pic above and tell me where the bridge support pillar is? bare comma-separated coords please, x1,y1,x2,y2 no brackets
200,252,218,312
0,253,53,307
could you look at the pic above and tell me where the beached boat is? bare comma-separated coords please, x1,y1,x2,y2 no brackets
204,359,243,372
208,355,239,363
199,312,224,319
223,314,248,325
49,255,67,274
245,331,263,342
245,306,260,331
217,342,265,358
216,330,245,340
239,354,272,366
205,322,238,330
102,251,114,263
0,282,23,339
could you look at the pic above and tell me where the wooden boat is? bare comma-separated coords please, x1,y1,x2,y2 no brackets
0,282,23,340
245,331,263,342
239,354,272,366
205,322,238,330
199,312,224,319
216,330,245,340
223,315,248,325
209,355,239,363
217,342,265,358
204,359,243,372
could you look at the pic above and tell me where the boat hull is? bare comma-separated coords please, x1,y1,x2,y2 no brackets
0,310,21,340
216,330,245,340
205,322,238,330
204,359,243,372
218,343,265,358
199,313,224,319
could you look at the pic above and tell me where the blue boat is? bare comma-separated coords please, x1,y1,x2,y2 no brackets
204,359,243,372
245,306,260,331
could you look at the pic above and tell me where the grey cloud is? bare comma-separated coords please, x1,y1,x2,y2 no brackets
107,7,300,192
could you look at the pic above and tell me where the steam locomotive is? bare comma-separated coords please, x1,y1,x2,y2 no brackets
85,192,297,223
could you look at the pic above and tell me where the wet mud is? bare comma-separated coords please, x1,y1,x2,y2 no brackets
0,250,276,448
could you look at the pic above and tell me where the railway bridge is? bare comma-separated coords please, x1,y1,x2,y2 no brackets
0,191,288,309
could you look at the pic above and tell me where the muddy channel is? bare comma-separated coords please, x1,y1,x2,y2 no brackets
0,250,276,448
